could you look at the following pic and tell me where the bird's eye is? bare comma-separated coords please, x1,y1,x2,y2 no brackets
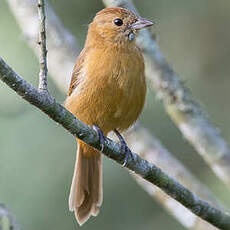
114,18,123,26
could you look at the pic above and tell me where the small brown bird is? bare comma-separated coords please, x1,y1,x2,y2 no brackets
65,7,154,225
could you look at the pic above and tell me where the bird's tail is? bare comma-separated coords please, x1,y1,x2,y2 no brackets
69,140,102,225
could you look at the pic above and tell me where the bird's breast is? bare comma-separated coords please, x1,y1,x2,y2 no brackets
67,46,146,133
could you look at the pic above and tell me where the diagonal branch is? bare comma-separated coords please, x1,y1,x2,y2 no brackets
1,57,230,230
102,0,230,188
125,126,222,230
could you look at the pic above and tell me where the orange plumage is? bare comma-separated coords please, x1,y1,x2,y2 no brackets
65,7,154,225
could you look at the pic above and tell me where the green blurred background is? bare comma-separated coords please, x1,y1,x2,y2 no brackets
1,0,230,229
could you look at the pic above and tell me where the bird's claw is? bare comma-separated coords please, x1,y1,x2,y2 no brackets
114,129,133,167
93,125,106,152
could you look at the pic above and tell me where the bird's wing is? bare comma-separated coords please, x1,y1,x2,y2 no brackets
68,48,88,96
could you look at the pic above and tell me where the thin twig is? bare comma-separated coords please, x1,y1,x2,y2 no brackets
0,58,230,230
102,0,230,188
7,0,79,93
37,0,48,91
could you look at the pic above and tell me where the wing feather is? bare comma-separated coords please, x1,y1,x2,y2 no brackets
68,48,88,96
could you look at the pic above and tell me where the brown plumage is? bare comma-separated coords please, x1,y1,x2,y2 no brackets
65,7,154,225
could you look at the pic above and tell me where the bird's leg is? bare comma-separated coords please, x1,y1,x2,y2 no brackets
114,129,133,167
93,125,106,152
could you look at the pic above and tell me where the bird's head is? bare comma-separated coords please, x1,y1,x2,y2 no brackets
88,7,154,47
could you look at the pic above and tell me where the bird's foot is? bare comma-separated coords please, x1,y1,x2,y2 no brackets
114,129,133,167
93,125,106,152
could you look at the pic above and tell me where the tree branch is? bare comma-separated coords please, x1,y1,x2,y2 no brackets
102,0,230,188
125,126,222,230
1,57,230,230
37,0,48,91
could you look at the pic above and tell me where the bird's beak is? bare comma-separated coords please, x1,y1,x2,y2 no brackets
131,18,155,30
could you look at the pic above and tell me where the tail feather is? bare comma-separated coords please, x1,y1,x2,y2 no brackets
69,140,102,225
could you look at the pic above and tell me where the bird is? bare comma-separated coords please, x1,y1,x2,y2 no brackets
64,7,154,225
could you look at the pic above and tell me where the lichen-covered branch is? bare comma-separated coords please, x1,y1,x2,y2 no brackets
0,204,21,230
102,0,230,188
125,126,221,230
7,0,79,92
1,58,230,230
37,0,48,91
